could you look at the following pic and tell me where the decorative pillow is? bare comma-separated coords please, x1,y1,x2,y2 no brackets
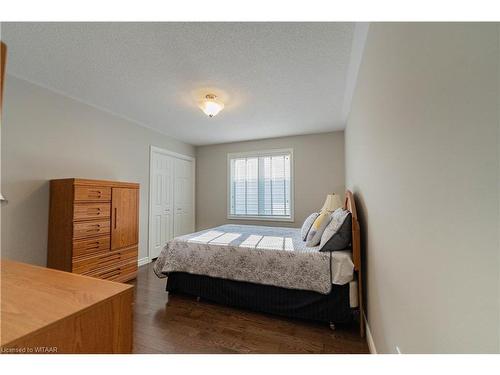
305,212,332,247
300,212,319,241
319,208,352,251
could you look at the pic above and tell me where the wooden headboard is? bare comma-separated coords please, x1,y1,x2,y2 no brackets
343,190,365,337
1,41,6,112
344,190,360,272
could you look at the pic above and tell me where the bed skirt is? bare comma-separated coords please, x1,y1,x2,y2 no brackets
166,272,353,324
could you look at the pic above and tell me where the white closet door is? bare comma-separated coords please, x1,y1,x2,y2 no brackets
174,157,194,237
149,151,174,259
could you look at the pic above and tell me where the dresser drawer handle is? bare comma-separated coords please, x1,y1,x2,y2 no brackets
88,190,102,198
99,269,121,278
85,241,101,249
98,253,121,261
97,258,122,268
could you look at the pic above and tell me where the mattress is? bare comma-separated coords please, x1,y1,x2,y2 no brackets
154,224,354,294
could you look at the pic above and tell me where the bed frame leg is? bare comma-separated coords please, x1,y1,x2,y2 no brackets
329,322,336,331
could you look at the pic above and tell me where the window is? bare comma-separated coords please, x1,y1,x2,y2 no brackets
228,149,294,221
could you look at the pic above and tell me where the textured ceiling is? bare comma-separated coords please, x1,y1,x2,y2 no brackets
2,22,356,145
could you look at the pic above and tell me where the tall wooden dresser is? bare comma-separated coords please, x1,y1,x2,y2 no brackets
48,178,139,282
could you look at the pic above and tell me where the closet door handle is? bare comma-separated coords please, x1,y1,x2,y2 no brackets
114,208,117,229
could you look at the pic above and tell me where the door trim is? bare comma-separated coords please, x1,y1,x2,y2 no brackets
150,145,195,162
148,145,196,263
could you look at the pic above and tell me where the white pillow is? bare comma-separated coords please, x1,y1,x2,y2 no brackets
300,212,319,241
305,212,332,247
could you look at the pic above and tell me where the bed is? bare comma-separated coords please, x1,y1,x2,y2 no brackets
154,190,364,337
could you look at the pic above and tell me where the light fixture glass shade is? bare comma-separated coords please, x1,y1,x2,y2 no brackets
200,94,224,117
320,193,342,212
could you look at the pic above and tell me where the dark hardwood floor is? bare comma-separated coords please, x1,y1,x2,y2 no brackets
130,262,369,354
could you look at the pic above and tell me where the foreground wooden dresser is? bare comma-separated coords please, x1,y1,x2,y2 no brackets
0,260,133,353
48,178,139,282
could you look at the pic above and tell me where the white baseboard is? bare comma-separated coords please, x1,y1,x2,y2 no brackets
365,316,377,354
138,257,150,267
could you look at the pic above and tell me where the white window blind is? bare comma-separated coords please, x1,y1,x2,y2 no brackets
228,150,293,220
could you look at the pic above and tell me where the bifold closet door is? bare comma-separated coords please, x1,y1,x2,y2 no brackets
149,152,174,259
174,158,194,237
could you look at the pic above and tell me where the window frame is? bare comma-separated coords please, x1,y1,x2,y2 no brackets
226,148,294,222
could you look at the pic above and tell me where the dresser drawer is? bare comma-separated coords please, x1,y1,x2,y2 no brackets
73,246,137,275
74,186,111,202
73,219,110,239
73,236,111,257
111,264,138,283
83,259,138,282
74,203,111,221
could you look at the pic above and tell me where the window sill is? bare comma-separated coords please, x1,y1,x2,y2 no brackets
227,215,295,223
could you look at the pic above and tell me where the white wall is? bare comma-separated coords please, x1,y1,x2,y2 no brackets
1,76,195,265
196,132,345,230
345,23,499,353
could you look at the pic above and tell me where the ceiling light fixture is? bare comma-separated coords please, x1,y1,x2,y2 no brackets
200,94,224,117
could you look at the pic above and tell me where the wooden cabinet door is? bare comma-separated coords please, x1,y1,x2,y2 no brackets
111,188,138,250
